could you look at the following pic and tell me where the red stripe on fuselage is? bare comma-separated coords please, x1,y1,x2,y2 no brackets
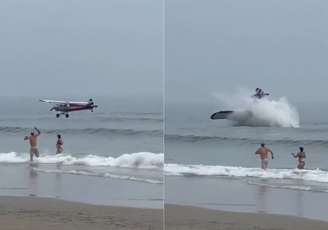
54,105,95,112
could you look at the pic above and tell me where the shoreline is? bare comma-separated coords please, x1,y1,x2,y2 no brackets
166,176,328,221
0,196,163,230
165,204,328,230
0,163,163,209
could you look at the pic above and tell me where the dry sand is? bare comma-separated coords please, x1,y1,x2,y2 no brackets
165,204,328,230
0,196,163,230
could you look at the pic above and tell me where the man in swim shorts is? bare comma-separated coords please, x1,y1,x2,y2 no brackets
24,127,41,161
255,143,274,170
292,147,306,169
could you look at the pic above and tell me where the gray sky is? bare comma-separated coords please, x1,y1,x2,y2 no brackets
0,0,163,98
166,0,328,105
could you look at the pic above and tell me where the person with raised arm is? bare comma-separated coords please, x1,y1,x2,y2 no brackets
24,127,41,161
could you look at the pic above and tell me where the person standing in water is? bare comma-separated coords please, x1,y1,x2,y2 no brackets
255,143,274,170
292,147,306,169
56,134,64,154
24,127,41,161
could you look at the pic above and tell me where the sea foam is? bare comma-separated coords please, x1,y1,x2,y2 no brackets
0,152,164,169
165,163,328,183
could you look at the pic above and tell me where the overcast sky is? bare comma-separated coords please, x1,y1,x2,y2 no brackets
1,1,327,105
166,0,328,105
0,0,163,99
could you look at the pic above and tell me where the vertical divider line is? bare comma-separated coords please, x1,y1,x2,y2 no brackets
162,0,166,229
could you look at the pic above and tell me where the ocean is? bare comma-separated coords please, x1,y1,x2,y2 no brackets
165,96,328,221
0,96,163,208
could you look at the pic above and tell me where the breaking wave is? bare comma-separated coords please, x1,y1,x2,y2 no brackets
165,163,328,184
0,152,164,169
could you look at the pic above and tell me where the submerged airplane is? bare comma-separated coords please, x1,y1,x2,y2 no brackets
40,98,98,118
211,88,270,120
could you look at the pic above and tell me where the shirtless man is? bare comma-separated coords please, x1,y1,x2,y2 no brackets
24,127,41,161
56,134,64,154
292,147,306,169
255,143,274,170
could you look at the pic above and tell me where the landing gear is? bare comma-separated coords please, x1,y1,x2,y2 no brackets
56,113,69,118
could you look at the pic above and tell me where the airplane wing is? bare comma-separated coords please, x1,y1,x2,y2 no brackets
40,99,89,105
40,99,67,104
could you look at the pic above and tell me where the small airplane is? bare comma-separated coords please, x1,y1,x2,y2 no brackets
40,98,98,118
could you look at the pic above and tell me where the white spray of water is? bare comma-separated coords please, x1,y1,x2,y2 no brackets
0,152,164,169
213,90,300,128
165,163,328,184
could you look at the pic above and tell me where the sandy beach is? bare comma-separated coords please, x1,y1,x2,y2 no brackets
0,196,163,230
1,197,328,230
165,204,328,230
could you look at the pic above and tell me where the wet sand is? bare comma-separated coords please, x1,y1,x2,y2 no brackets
165,204,328,230
166,176,328,221
1,197,327,230
0,163,162,209
0,196,163,230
